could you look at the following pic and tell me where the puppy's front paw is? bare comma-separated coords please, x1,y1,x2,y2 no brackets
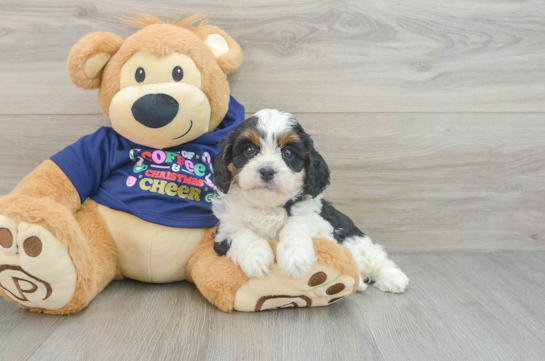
277,239,318,278
228,241,274,279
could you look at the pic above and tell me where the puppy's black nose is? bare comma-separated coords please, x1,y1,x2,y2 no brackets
131,93,179,129
259,167,276,182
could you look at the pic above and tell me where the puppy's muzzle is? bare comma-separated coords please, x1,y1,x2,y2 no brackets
259,167,276,182
131,93,179,129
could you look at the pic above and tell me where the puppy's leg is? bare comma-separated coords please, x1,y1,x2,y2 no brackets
278,222,318,278
357,276,368,292
225,229,274,279
343,236,409,293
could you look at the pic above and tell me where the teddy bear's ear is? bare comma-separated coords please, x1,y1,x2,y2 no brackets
191,25,243,75
67,32,124,89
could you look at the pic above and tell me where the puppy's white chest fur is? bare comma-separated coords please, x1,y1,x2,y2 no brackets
213,186,290,240
242,204,288,240
213,185,334,242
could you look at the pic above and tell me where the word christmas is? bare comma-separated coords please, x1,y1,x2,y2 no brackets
128,148,215,203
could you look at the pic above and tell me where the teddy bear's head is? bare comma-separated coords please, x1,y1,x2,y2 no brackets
67,14,242,149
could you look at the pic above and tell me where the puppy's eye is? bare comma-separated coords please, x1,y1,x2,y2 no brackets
135,67,145,83
282,148,294,159
244,144,257,157
172,66,184,82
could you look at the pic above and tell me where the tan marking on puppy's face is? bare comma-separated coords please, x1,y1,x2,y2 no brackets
227,162,238,177
227,161,242,188
228,155,264,188
233,124,306,207
241,128,261,146
277,131,300,147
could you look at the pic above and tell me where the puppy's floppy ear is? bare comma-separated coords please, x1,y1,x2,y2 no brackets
191,25,243,75
67,32,124,89
302,135,330,197
213,138,234,193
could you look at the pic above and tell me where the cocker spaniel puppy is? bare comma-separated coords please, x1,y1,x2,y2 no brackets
212,109,408,293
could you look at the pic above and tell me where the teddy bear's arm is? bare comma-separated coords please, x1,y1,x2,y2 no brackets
9,160,81,213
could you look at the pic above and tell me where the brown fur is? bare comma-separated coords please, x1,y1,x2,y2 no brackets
0,196,119,314
67,15,242,132
10,160,81,214
192,25,243,75
54,199,120,315
227,162,241,187
67,32,124,89
311,239,360,294
267,238,359,293
119,13,207,29
1,15,244,314
227,162,237,177
186,230,359,312
277,131,301,147
1,15,360,314
187,228,249,312
2,161,120,314
242,128,261,146
97,23,230,131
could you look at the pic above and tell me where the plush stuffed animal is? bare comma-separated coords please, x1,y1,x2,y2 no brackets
0,14,360,314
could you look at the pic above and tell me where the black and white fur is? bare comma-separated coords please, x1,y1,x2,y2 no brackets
212,109,409,293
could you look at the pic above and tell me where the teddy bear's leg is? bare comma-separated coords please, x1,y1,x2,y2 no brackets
0,197,119,314
187,229,361,312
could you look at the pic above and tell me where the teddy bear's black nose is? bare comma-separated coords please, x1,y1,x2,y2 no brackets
131,93,179,129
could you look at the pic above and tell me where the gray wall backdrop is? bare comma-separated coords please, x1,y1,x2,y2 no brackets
1,0,544,252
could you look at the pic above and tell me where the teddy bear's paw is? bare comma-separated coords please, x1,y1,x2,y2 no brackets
0,216,77,310
233,261,356,312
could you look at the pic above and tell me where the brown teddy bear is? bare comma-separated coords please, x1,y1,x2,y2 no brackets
0,14,360,314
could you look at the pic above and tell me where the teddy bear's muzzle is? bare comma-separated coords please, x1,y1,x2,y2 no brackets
109,82,211,149
131,93,179,129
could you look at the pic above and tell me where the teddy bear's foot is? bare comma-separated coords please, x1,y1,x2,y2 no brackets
0,216,77,310
187,229,361,312
234,262,356,311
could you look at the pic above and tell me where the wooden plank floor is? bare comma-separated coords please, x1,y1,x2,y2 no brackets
1,251,544,361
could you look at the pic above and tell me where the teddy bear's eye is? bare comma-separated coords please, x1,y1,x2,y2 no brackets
172,66,184,82
135,67,146,83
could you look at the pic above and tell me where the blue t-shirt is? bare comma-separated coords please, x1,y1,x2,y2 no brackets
51,96,244,228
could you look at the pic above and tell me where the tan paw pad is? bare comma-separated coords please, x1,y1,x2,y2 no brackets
0,219,76,310
0,216,18,255
234,262,356,312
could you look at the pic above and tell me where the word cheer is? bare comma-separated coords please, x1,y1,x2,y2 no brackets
128,148,215,203
139,178,202,201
